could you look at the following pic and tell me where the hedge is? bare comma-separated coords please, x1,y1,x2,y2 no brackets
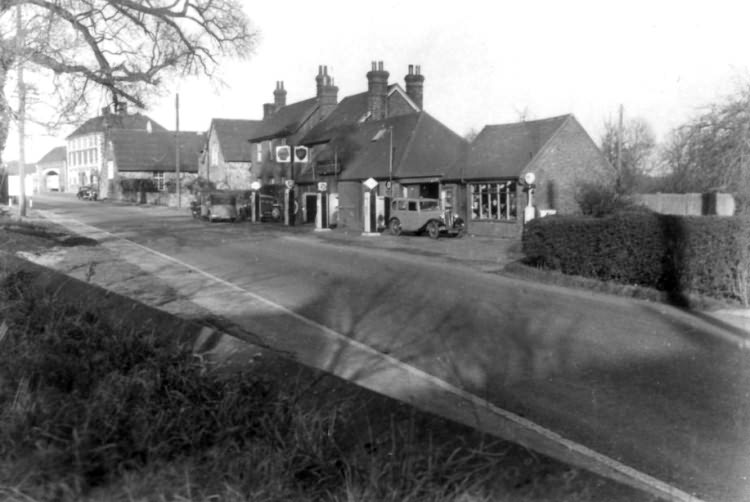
522,212,750,306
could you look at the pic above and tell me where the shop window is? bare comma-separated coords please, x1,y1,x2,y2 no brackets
153,171,165,191
470,182,517,221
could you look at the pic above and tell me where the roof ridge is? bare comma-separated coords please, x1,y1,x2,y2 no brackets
485,113,572,129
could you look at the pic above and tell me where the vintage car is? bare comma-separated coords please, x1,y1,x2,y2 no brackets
200,191,238,222
259,194,283,222
388,197,464,239
76,184,99,201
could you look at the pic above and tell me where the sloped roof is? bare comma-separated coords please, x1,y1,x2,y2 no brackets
299,112,467,183
67,112,168,139
302,92,370,145
248,97,319,142
37,146,67,165
445,114,571,180
302,88,419,146
111,130,205,173
211,119,263,162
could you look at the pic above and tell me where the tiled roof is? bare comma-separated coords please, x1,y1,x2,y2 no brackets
302,92,370,145
212,119,263,162
445,114,571,180
299,112,467,183
111,130,205,173
248,97,319,142
37,146,67,165
67,113,168,139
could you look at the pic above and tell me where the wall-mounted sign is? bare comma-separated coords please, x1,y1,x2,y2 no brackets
276,145,291,163
318,182,328,192
294,146,309,163
363,177,378,190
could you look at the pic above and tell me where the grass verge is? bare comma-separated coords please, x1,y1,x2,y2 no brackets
0,218,658,501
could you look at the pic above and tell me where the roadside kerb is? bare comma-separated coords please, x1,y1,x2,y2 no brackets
28,209,707,502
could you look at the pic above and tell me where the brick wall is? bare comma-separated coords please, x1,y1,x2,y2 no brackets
527,118,614,215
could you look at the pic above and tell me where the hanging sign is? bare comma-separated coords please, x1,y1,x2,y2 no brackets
275,145,291,163
363,177,378,190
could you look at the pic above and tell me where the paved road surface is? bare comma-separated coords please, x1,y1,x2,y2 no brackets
26,194,750,502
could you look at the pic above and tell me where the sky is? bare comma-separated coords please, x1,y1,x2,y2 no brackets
8,0,750,163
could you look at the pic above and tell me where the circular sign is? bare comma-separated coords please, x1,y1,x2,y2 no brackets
318,182,328,192
523,172,536,185
285,179,295,189
250,181,261,190
276,146,291,162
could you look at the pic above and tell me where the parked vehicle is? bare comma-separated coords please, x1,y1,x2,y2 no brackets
388,197,464,239
190,199,202,219
76,185,98,201
200,191,238,222
260,194,282,222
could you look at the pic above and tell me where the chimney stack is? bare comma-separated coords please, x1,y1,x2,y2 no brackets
316,65,339,119
273,81,287,109
366,60,389,121
404,64,425,110
263,103,275,120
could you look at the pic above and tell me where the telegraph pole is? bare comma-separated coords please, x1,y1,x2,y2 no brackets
175,93,181,208
16,4,26,218
616,104,623,175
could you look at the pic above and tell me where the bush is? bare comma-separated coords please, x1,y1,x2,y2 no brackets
523,213,750,305
575,182,634,217
184,176,216,194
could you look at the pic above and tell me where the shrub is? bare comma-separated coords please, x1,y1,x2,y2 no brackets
575,182,634,217
184,176,216,194
523,213,750,305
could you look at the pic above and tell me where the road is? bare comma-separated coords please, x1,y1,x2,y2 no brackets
27,194,750,502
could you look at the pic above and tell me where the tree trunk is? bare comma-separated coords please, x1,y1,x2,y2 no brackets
0,57,10,168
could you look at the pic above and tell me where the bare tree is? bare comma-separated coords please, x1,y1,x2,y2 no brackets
660,84,750,196
0,0,257,166
600,115,656,195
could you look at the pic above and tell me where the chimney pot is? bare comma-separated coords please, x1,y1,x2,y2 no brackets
371,61,377,71
404,64,425,110
274,80,287,108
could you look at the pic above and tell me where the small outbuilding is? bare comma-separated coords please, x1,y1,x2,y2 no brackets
443,114,613,237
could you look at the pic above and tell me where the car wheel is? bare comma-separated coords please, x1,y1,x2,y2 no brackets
389,218,402,236
454,219,466,238
427,221,440,239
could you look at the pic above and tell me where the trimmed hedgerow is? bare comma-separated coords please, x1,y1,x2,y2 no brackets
523,212,750,306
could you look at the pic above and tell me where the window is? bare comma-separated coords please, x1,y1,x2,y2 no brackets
153,171,165,191
211,147,218,167
420,199,439,211
470,182,517,221
407,201,417,211
256,143,262,162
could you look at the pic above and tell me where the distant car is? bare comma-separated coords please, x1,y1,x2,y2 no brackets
76,185,98,201
388,197,464,239
259,194,282,222
200,191,238,222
